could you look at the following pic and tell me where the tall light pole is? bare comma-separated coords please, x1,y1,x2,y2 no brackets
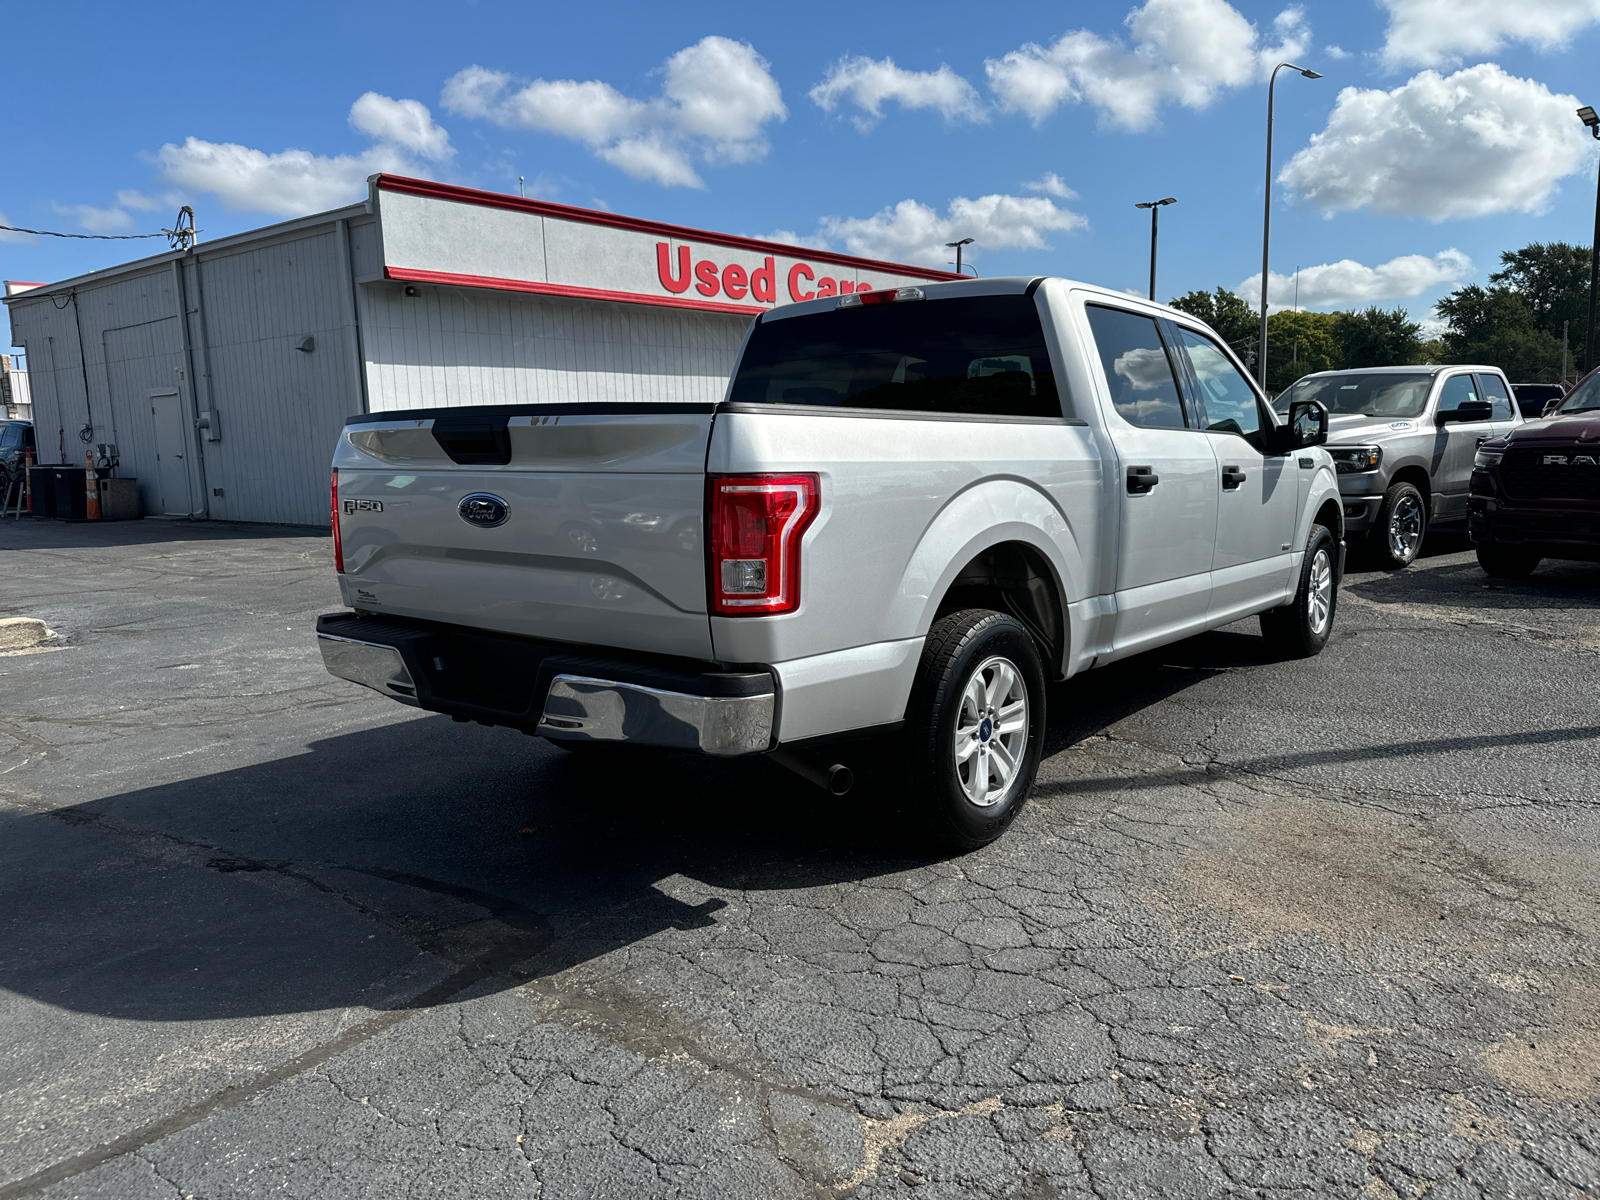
1259,62,1321,389
1580,105,1599,374
1134,197,1176,301
945,237,974,276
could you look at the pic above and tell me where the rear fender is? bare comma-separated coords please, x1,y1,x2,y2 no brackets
898,479,1084,675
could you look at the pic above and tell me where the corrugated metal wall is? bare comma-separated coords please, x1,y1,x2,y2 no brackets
8,213,372,527
359,283,750,411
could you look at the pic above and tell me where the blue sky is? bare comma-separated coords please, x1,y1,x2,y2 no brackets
5,0,1600,359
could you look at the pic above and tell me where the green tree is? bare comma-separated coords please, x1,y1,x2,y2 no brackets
1487,241,1590,369
1264,309,1340,393
1332,307,1423,369
1169,287,1258,363
1434,285,1562,381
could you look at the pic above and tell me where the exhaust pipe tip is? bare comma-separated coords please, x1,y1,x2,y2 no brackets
827,764,853,796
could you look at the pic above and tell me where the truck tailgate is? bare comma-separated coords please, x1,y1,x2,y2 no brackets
332,406,714,659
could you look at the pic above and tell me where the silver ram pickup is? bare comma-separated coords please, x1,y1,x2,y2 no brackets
319,277,1342,848
1272,365,1523,568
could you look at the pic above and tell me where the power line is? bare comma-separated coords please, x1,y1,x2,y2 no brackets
0,223,167,241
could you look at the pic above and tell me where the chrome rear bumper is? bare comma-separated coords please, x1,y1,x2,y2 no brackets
536,674,773,756
318,633,420,704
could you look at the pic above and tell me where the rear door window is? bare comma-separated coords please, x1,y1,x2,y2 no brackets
727,295,1061,419
1084,305,1187,429
1475,374,1515,420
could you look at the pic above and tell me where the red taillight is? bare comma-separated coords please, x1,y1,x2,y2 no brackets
709,473,819,616
330,471,344,573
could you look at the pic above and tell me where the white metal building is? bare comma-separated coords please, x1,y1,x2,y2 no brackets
4,175,956,527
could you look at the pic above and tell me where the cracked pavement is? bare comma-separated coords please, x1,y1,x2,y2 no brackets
0,519,1597,1199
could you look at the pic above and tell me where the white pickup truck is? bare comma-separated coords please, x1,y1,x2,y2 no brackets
319,278,1341,848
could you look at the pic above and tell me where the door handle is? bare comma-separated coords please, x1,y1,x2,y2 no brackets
1221,465,1246,490
1126,465,1159,494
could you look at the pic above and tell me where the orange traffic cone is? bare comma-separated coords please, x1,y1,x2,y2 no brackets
84,452,100,520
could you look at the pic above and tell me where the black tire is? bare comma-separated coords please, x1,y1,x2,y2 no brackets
902,609,1047,852
1260,524,1339,659
1476,542,1540,579
1368,481,1427,569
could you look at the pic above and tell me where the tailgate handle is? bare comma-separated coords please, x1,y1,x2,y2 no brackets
1126,465,1159,494
432,418,512,465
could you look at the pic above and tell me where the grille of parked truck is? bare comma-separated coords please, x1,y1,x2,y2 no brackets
1272,365,1522,569
318,278,1341,849
1469,366,1600,577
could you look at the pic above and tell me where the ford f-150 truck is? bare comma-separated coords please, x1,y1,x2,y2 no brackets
1469,365,1600,576
1272,365,1523,569
318,278,1341,848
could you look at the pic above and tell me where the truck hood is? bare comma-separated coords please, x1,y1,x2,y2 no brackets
1323,413,1426,443
1500,413,1600,445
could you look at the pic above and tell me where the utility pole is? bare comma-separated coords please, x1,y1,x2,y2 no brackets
1134,198,1176,301
1563,320,1570,386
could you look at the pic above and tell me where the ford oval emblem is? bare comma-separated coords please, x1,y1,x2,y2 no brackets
458,492,510,528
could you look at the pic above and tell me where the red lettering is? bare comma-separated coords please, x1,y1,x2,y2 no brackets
656,243,691,294
787,262,815,302
856,282,871,294
838,279,856,294
695,259,720,297
722,262,749,300
817,277,837,298
751,257,776,303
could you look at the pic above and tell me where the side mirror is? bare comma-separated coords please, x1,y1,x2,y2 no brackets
1542,398,1562,418
1438,398,1493,425
1281,399,1328,451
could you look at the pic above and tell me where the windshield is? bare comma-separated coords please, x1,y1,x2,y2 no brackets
1555,370,1600,415
1273,372,1435,419
727,295,1061,419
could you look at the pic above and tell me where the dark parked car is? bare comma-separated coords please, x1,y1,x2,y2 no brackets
1510,382,1565,419
0,420,34,499
1470,368,1600,576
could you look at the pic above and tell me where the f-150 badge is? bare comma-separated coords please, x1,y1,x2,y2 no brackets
459,493,510,528
342,499,383,514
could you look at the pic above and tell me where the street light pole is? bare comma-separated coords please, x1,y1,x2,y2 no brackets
1259,63,1321,389
944,237,974,276
1580,105,1600,374
1134,198,1176,301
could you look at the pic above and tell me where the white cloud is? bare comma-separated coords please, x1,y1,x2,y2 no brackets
115,190,165,212
985,0,1310,131
54,202,135,233
1279,64,1592,220
1323,44,1350,60
1379,0,1600,69
0,210,33,243
442,37,785,188
348,92,452,160
812,193,1087,267
1023,172,1077,199
1236,249,1473,311
156,95,450,216
809,56,985,130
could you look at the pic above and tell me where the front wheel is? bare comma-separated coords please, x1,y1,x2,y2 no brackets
1260,524,1339,658
902,609,1046,851
1369,481,1427,568
1476,542,1540,579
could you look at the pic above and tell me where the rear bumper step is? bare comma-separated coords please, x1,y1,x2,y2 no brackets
316,612,776,756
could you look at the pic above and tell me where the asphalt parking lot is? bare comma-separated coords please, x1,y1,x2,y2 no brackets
1,518,1597,1200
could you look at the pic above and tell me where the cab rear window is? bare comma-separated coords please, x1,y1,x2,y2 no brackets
727,296,1061,419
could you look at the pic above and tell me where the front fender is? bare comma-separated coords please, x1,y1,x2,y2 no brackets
896,478,1087,673
1299,465,1344,547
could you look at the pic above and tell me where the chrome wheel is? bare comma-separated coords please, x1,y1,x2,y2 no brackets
1308,548,1333,636
1388,493,1423,560
953,655,1029,808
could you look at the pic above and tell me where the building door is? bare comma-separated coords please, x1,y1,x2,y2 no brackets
150,389,192,516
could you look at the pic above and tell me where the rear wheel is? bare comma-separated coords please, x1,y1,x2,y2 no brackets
1369,481,1426,568
1476,542,1541,579
1260,524,1339,658
902,609,1046,851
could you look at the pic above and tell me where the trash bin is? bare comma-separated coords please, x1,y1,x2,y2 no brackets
49,467,89,521
97,477,139,520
